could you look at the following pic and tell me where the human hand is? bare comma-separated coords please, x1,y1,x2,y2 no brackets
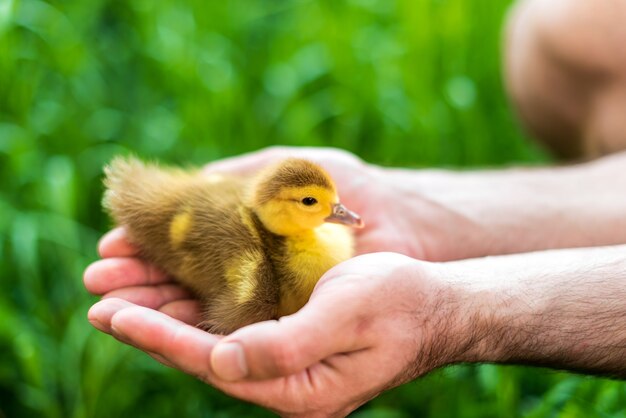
84,227,204,325
224,147,626,261
85,147,626,416
83,143,478,416
203,146,428,258
86,252,470,417
83,145,444,326
202,146,508,261
84,145,493,338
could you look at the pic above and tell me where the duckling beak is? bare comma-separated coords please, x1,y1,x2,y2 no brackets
325,203,364,228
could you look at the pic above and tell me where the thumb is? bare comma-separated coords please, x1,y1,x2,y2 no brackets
210,283,367,381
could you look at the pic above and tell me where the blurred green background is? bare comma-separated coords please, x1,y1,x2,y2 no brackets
1,0,625,417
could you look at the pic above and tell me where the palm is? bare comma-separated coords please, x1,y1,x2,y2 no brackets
84,147,430,415
92,292,409,418
85,146,426,323
86,254,427,417
204,146,425,258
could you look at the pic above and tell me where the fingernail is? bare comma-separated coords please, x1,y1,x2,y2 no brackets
110,322,130,344
211,342,248,381
88,317,105,332
98,228,122,256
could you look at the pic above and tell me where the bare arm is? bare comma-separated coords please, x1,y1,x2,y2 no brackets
199,146,626,261
84,147,626,416
447,245,626,377
86,245,626,417
382,151,626,260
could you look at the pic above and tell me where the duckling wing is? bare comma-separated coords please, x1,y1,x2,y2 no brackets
103,157,280,332
175,186,281,334
199,252,279,334
103,157,247,287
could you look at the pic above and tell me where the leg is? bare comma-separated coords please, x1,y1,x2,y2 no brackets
504,0,626,159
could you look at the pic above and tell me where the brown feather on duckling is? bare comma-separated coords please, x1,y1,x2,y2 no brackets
103,156,363,334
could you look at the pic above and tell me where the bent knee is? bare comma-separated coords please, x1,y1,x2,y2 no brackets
505,0,626,159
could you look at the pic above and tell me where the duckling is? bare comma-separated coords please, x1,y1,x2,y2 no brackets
103,156,363,334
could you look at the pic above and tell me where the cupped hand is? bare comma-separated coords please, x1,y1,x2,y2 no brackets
84,146,478,416
203,146,492,261
84,227,204,326
203,146,427,258
86,251,466,418
84,145,431,328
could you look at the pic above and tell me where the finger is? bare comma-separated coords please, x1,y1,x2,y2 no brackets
159,299,204,325
98,227,138,258
146,351,177,368
104,303,291,406
210,283,369,381
89,297,202,333
103,284,192,309
108,305,221,380
88,297,136,333
83,258,169,295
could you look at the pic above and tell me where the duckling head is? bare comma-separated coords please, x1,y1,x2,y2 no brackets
249,158,363,236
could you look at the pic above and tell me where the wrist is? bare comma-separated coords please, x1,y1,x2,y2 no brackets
439,246,626,377
403,260,491,370
377,157,626,260
433,257,549,366
375,166,494,261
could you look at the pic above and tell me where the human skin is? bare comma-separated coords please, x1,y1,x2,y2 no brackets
505,0,626,158
85,0,626,413
85,147,626,417
203,146,626,262
86,247,626,418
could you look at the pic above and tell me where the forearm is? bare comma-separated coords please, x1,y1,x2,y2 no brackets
380,151,626,260
443,245,626,377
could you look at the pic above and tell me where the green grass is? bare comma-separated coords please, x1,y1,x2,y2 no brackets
0,0,624,417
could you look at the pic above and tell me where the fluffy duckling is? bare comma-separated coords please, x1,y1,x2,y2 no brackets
103,156,363,334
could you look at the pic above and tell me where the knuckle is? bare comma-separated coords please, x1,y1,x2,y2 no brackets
269,340,299,375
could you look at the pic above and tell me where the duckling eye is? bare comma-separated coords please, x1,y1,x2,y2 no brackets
301,197,317,206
